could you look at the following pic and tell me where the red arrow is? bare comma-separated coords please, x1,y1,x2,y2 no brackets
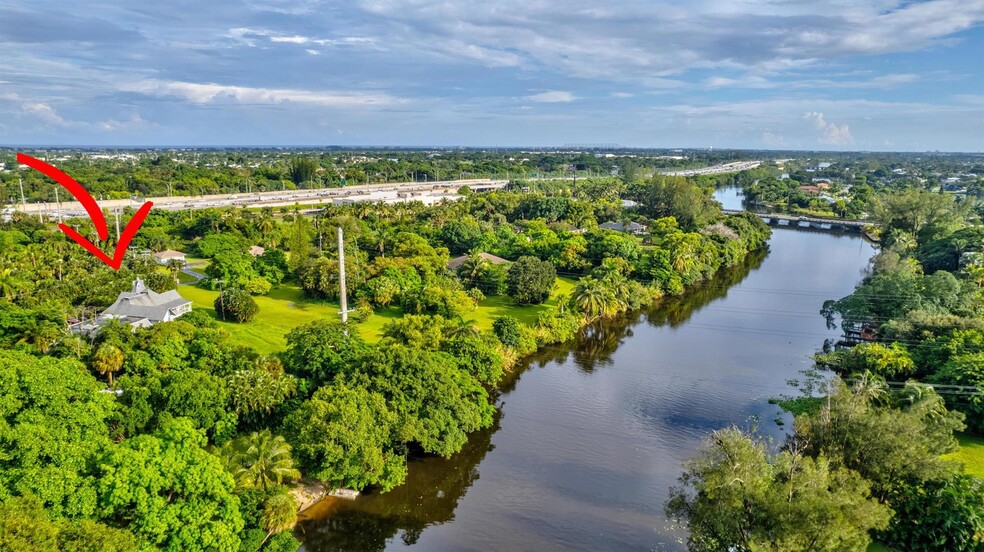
16,153,153,271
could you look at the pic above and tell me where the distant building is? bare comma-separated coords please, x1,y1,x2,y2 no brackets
248,245,266,257
620,199,638,208
599,221,648,235
153,249,186,265
72,278,192,334
447,252,510,270
797,185,821,195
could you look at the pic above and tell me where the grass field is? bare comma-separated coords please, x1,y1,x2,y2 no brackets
180,283,345,354
176,271,198,284
943,432,984,479
179,276,579,354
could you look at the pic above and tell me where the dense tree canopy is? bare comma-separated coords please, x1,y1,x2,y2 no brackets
666,426,890,552
284,383,406,492
0,350,115,518
96,418,245,551
506,256,556,305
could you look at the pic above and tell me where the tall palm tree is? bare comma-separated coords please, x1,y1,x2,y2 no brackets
260,490,298,548
166,259,184,285
226,430,301,491
92,342,125,386
258,215,276,246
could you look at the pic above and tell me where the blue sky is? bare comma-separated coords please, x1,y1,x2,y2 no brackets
0,0,982,150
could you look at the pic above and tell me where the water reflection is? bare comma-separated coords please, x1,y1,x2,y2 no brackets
297,411,502,550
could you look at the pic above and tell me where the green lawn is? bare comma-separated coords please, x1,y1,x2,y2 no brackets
943,432,984,479
180,284,345,354
177,276,579,354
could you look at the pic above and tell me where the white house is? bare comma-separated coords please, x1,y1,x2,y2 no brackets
600,221,648,235
72,278,192,334
153,250,186,265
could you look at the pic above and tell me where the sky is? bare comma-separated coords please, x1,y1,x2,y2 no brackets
0,0,982,150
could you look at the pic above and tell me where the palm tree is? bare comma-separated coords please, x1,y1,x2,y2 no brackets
447,316,480,339
226,430,301,491
18,321,61,354
166,259,184,285
0,267,22,300
258,215,276,246
458,253,487,286
260,490,298,547
91,342,125,386
571,277,620,320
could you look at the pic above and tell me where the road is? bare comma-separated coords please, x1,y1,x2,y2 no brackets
13,178,510,217
662,161,761,177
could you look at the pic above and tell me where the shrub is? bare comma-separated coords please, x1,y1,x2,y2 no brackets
506,256,556,305
929,352,984,433
535,310,582,345
401,281,475,318
817,342,916,379
492,316,537,355
882,474,984,552
467,287,485,304
493,316,523,348
214,288,259,323
244,277,272,296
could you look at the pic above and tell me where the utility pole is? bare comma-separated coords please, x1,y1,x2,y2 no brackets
54,186,62,224
114,208,121,241
18,176,26,208
337,226,348,324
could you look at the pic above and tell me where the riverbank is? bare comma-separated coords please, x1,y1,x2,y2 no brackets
296,226,878,551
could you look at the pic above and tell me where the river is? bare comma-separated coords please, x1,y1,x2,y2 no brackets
296,187,877,551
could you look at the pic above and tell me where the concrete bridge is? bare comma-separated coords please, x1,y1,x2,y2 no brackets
722,209,870,233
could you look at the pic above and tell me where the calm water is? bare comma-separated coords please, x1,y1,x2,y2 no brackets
297,191,877,551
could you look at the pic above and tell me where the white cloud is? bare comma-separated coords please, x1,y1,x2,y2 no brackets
124,80,406,107
526,90,576,103
228,28,378,49
1,93,75,127
705,73,919,90
354,0,984,86
98,114,150,132
270,35,310,44
21,101,71,126
804,112,853,145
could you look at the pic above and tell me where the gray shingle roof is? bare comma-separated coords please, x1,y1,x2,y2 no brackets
102,279,191,322
447,252,510,270
599,221,646,232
